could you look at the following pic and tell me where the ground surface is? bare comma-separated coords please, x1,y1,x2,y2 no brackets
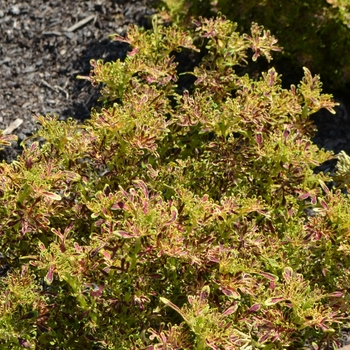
0,0,155,162
1,1,350,349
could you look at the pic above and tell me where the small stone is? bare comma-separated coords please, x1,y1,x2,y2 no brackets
9,5,20,16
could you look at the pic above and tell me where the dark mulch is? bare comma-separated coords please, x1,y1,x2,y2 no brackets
0,0,155,162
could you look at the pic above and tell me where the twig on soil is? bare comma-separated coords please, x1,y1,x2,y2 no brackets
41,79,58,93
41,80,69,99
42,31,62,36
65,15,95,32
55,85,69,99
3,118,23,135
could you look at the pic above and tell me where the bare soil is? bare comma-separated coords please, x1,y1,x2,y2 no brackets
0,0,155,162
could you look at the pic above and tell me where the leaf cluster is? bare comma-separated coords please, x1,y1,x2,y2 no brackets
155,0,350,93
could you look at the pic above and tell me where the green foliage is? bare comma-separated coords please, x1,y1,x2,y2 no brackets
155,0,350,93
1,14,349,349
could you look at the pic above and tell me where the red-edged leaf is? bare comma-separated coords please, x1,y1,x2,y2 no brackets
298,193,310,200
45,265,55,285
259,330,272,343
165,207,178,226
200,285,210,301
319,179,330,194
222,304,238,316
327,291,343,298
42,191,62,201
283,267,293,283
311,342,319,350
246,303,261,314
111,201,124,210
102,251,111,260
114,230,134,238
128,47,139,56
265,296,285,306
256,133,263,146
260,272,277,281
311,195,317,205
320,200,329,210
221,287,240,299
133,180,149,198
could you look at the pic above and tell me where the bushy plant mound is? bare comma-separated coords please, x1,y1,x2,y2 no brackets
156,0,350,93
1,15,350,349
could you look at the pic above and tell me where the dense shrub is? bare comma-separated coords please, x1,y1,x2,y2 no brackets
155,0,350,93
1,14,350,349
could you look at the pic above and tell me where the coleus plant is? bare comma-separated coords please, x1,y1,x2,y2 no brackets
0,14,349,350
156,0,350,93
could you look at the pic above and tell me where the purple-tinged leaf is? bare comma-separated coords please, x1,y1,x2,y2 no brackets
320,200,329,210
283,267,293,283
206,340,220,350
201,194,208,202
304,141,311,151
45,265,55,285
102,251,111,260
260,272,277,281
133,179,149,198
259,330,271,343
311,342,319,350
111,201,124,210
160,297,189,323
311,195,317,205
52,228,64,241
42,191,62,201
200,285,210,301
90,244,105,258
318,180,330,194
74,242,83,252
327,291,343,298
256,133,263,146
128,47,139,56
246,304,261,314
202,30,215,38
221,287,240,299
111,34,130,44
291,85,296,95
165,207,178,226
114,230,134,238
283,129,290,139
298,193,310,200
222,303,238,316
95,219,104,227
265,296,286,306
